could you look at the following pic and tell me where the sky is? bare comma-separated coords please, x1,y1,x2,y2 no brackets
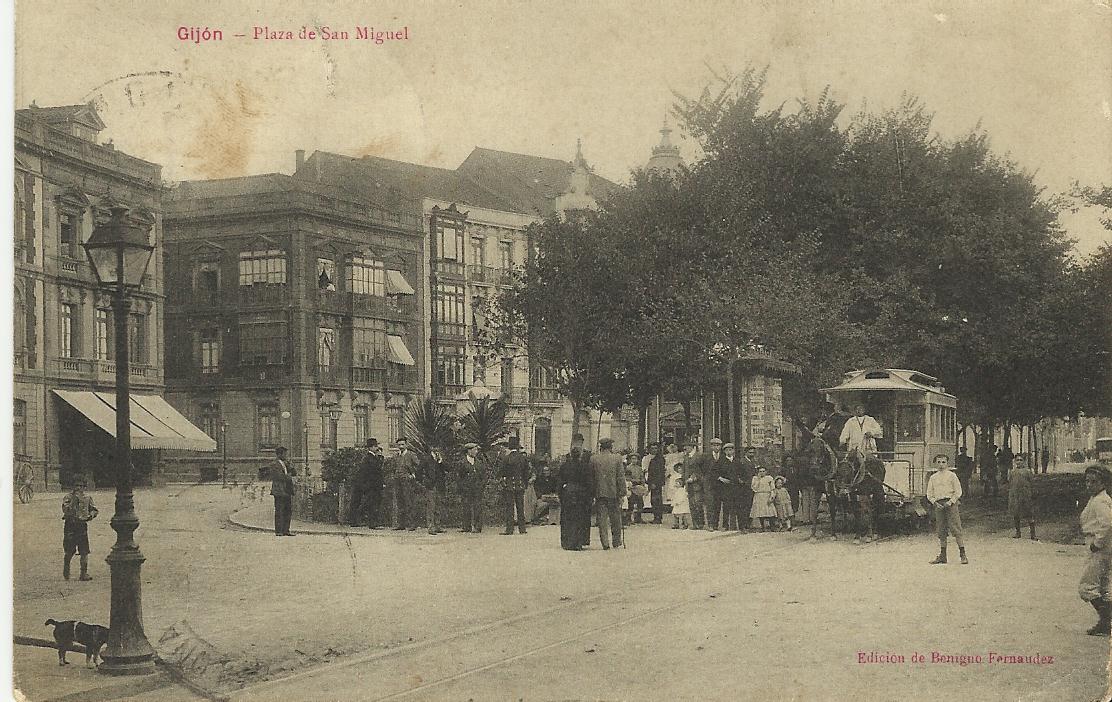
12,0,1112,254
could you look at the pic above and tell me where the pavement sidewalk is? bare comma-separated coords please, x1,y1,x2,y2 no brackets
13,639,206,702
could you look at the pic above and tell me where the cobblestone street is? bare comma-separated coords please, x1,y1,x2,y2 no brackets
12,486,1111,701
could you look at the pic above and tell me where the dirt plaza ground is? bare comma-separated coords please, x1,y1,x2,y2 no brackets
12,485,1112,701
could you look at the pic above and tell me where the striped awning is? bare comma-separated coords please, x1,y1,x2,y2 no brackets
53,390,217,451
386,335,416,366
385,270,415,295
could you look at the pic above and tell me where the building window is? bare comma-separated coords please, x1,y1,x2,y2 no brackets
196,264,220,306
348,255,385,297
533,417,552,458
257,402,280,449
59,212,80,258
238,249,287,286
435,283,466,325
199,402,221,440
529,364,556,388
128,314,147,364
353,318,386,367
354,405,369,445
896,405,924,443
13,399,27,456
387,406,403,443
498,240,513,269
470,237,484,266
435,345,467,387
318,327,336,369
437,222,464,261
60,303,76,358
94,309,111,361
317,258,336,291
501,357,514,395
200,328,220,374
239,322,288,365
321,411,338,449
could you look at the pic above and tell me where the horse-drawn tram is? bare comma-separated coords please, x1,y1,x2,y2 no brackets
821,369,958,520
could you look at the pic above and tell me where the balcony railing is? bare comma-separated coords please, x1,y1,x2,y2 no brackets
529,387,562,403
434,260,466,278
432,383,466,399
502,387,529,404
52,357,154,380
14,350,26,373
98,360,153,379
239,283,288,306
384,295,415,319
351,366,386,387
350,292,387,316
433,322,467,341
51,254,91,280
386,366,419,389
467,264,497,284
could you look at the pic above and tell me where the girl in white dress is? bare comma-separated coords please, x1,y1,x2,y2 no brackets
750,467,777,531
670,463,691,529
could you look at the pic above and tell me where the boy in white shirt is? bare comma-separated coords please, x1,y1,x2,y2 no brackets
926,454,968,565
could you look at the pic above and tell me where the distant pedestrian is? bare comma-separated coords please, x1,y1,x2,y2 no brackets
682,438,707,529
670,463,691,529
645,442,667,525
704,437,726,531
347,439,385,528
559,434,593,549
927,454,968,565
954,447,974,498
981,445,999,500
457,442,486,533
591,438,626,550
389,438,420,531
419,447,448,535
626,464,647,525
1079,465,1112,636
750,467,777,531
1008,454,1037,540
772,476,794,531
1040,446,1051,475
61,475,97,581
269,446,296,537
738,447,759,530
498,436,530,535
719,443,745,531
999,445,1014,484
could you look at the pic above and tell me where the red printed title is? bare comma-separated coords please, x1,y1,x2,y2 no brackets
178,26,410,44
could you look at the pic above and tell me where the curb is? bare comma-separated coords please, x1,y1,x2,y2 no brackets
226,506,410,537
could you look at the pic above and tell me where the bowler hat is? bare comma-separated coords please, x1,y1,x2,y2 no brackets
275,446,288,454
507,436,522,450
366,438,379,448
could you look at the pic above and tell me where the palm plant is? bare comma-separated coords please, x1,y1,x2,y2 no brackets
403,397,457,457
459,398,511,462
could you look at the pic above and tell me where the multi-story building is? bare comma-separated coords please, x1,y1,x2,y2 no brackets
295,143,632,456
14,103,212,489
160,167,425,478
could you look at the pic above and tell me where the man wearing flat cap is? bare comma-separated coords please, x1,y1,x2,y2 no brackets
458,442,486,533
590,437,626,549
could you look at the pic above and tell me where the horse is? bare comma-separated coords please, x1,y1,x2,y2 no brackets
799,437,854,540
844,448,888,542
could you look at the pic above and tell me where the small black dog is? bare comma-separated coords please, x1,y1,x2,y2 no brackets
44,619,109,668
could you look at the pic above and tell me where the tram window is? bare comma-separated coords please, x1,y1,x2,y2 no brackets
896,405,924,441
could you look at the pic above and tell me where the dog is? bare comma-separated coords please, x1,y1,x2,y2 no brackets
44,619,109,668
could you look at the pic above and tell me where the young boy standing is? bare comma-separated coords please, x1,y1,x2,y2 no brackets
61,476,98,581
926,455,968,565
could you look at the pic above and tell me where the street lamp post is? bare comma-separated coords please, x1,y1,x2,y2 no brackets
82,203,156,676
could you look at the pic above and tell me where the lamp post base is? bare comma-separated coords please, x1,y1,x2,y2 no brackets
99,543,156,676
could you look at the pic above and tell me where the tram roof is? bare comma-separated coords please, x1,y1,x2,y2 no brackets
821,368,956,399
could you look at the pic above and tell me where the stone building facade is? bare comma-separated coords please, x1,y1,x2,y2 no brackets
295,144,635,458
13,103,178,488
160,173,425,479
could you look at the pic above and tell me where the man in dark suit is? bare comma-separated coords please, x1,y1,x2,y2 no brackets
954,446,974,499
458,442,486,533
718,443,745,530
269,446,296,537
738,447,759,531
703,437,726,531
590,438,626,550
498,436,531,535
390,437,420,530
419,447,448,535
646,441,667,525
347,438,385,527
559,433,593,549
